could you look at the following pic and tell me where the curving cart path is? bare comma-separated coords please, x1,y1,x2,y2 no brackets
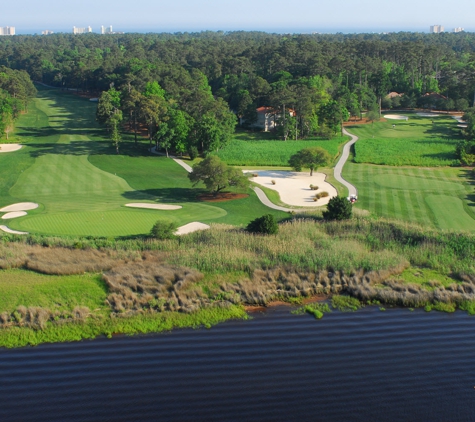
335,129,359,197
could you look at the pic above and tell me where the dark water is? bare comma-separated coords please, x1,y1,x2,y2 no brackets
1,306,475,422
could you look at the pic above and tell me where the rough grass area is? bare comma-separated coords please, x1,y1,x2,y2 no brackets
349,114,461,166
0,269,108,314
214,131,347,166
344,163,475,231
2,217,475,347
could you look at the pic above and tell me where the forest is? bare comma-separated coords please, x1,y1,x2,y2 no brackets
2,31,475,155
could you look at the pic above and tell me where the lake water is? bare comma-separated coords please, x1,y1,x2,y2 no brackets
1,306,475,421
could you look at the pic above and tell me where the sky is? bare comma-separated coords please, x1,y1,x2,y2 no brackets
1,0,474,34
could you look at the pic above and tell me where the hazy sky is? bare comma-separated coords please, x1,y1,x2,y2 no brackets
1,0,473,33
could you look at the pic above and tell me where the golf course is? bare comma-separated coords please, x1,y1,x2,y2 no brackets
343,113,475,231
0,86,288,237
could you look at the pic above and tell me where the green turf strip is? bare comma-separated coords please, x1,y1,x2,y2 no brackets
0,269,107,314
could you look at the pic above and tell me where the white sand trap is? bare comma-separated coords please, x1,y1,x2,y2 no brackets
1,211,27,219
0,202,38,212
125,203,182,210
416,112,442,117
0,225,28,235
175,222,210,236
0,144,22,153
384,114,408,120
458,124,468,128
245,170,337,207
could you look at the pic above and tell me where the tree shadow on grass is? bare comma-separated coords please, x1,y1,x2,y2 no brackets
122,188,202,203
459,169,475,209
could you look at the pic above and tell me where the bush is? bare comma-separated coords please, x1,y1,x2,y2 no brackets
188,146,199,160
150,220,177,240
323,196,352,220
309,184,319,190
247,214,279,235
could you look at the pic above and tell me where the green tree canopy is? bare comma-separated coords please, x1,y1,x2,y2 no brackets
288,147,332,176
188,155,249,194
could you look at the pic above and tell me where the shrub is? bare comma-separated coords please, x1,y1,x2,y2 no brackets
271,180,276,185
188,146,199,160
247,214,279,235
323,196,352,220
150,220,177,240
319,191,329,198
310,184,319,190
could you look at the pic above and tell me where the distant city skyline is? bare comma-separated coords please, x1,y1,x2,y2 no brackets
2,0,475,34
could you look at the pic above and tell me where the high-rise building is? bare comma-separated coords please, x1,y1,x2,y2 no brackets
454,27,464,33
0,27,15,36
73,26,92,34
101,25,114,34
430,25,444,33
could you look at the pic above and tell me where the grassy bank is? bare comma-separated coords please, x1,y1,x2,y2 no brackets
2,217,475,347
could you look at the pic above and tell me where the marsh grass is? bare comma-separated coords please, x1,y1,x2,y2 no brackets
0,305,248,348
331,295,363,311
293,302,332,319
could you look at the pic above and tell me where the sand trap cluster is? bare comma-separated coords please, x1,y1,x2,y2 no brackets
245,170,337,207
384,114,408,120
125,203,182,210
0,144,22,153
2,211,27,220
175,222,210,236
0,202,39,235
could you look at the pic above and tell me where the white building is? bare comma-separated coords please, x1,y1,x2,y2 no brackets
430,25,444,33
0,27,15,36
73,26,92,34
101,25,113,34
42,30,54,35
454,27,464,33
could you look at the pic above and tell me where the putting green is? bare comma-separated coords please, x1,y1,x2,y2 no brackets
10,206,226,237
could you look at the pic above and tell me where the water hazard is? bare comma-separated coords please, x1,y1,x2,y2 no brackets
1,306,475,421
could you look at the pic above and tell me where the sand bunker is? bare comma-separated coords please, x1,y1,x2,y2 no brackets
1,211,27,220
0,144,22,153
245,170,337,207
175,222,210,236
0,225,28,235
458,124,468,128
0,202,39,212
125,203,182,210
416,112,442,117
384,114,408,120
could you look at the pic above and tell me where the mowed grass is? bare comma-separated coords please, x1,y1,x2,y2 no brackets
215,130,347,166
1,87,287,236
0,269,108,314
12,207,226,237
348,114,461,166
344,163,475,231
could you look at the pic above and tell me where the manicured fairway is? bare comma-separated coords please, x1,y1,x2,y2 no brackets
2,87,287,236
348,114,461,166
344,163,475,231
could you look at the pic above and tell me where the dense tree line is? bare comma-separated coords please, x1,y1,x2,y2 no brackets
0,66,36,139
3,31,475,148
